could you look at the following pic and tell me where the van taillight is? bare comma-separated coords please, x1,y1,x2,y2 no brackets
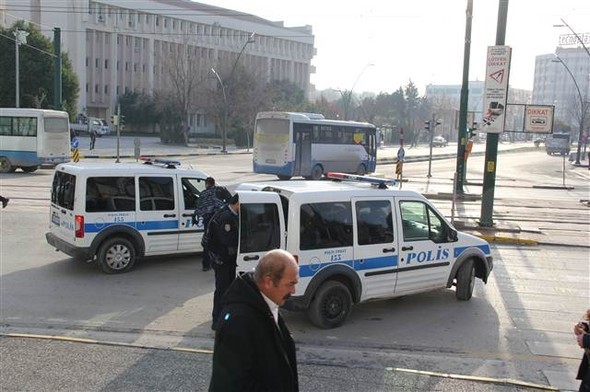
75,215,84,238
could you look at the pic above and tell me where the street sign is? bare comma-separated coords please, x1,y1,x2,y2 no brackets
481,46,512,134
523,105,554,134
71,136,79,149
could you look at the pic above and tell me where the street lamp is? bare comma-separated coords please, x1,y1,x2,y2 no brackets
342,63,374,120
211,32,255,153
552,55,588,165
554,18,590,58
211,67,228,153
14,29,29,108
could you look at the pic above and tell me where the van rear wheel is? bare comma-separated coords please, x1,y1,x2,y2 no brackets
308,281,352,329
455,259,475,300
98,237,136,274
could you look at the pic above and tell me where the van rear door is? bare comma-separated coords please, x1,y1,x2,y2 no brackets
49,170,77,242
236,191,285,274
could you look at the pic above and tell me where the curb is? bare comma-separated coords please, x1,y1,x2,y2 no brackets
475,234,538,246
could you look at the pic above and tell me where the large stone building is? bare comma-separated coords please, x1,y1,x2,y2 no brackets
1,0,316,133
533,47,589,132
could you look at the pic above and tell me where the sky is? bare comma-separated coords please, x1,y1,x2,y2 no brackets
197,0,590,95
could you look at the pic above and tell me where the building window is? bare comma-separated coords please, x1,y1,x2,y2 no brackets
104,59,108,69
104,85,108,94
95,84,99,93
95,58,99,68
86,57,89,67
125,62,129,71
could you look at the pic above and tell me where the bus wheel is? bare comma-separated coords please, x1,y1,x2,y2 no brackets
310,165,323,180
0,157,13,173
308,280,352,329
356,164,366,176
97,237,136,274
277,175,292,180
21,166,38,173
455,259,475,301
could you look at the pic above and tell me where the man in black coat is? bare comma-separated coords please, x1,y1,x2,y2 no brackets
209,249,300,392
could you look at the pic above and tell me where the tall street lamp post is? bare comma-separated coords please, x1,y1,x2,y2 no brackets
14,29,29,108
211,67,228,153
211,33,255,153
552,55,588,165
342,63,374,120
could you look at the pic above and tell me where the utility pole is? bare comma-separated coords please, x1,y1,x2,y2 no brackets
53,27,62,110
14,29,29,108
116,104,121,163
455,0,473,194
480,0,509,227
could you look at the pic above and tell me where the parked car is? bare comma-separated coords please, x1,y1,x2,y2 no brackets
431,136,448,147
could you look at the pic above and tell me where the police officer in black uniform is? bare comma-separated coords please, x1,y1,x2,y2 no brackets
206,193,239,330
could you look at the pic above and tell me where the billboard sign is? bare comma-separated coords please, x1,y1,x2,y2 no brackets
481,46,512,134
523,105,554,134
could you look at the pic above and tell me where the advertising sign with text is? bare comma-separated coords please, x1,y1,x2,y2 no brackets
481,46,512,134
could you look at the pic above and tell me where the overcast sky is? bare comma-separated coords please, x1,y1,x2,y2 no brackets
197,0,589,95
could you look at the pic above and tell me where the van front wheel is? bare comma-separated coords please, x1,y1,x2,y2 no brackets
455,259,475,300
98,237,136,274
308,281,352,329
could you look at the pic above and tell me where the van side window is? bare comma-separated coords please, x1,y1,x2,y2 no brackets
86,177,135,212
355,200,393,245
300,202,352,250
239,203,281,253
181,177,206,210
399,201,447,243
139,176,174,211
52,171,76,210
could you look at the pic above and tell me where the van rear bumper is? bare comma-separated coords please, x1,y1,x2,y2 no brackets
46,232,92,261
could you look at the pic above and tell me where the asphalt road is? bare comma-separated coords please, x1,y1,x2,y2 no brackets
1,144,588,391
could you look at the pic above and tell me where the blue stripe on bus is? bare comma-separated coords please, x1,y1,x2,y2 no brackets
84,220,178,233
0,150,40,167
453,244,491,258
253,161,294,176
299,255,398,278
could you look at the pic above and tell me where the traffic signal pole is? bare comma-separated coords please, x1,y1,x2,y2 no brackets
480,0,509,227
454,0,473,194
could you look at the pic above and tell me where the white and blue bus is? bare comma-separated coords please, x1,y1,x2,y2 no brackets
253,112,377,180
0,108,71,173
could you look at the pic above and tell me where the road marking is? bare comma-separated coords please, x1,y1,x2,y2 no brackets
387,367,559,391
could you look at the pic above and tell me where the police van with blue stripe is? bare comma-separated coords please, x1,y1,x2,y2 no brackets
235,173,493,329
46,159,209,273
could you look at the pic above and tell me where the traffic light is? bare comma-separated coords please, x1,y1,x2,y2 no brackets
110,115,119,126
424,121,431,131
119,115,126,130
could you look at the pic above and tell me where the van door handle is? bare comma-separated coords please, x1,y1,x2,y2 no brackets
244,255,260,261
163,214,176,218
401,246,414,251
382,247,396,253
182,213,193,217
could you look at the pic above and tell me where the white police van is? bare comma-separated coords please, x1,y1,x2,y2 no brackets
235,173,493,329
46,159,209,273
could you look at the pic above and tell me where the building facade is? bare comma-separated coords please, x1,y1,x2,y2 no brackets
533,47,589,132
2,0,316,133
